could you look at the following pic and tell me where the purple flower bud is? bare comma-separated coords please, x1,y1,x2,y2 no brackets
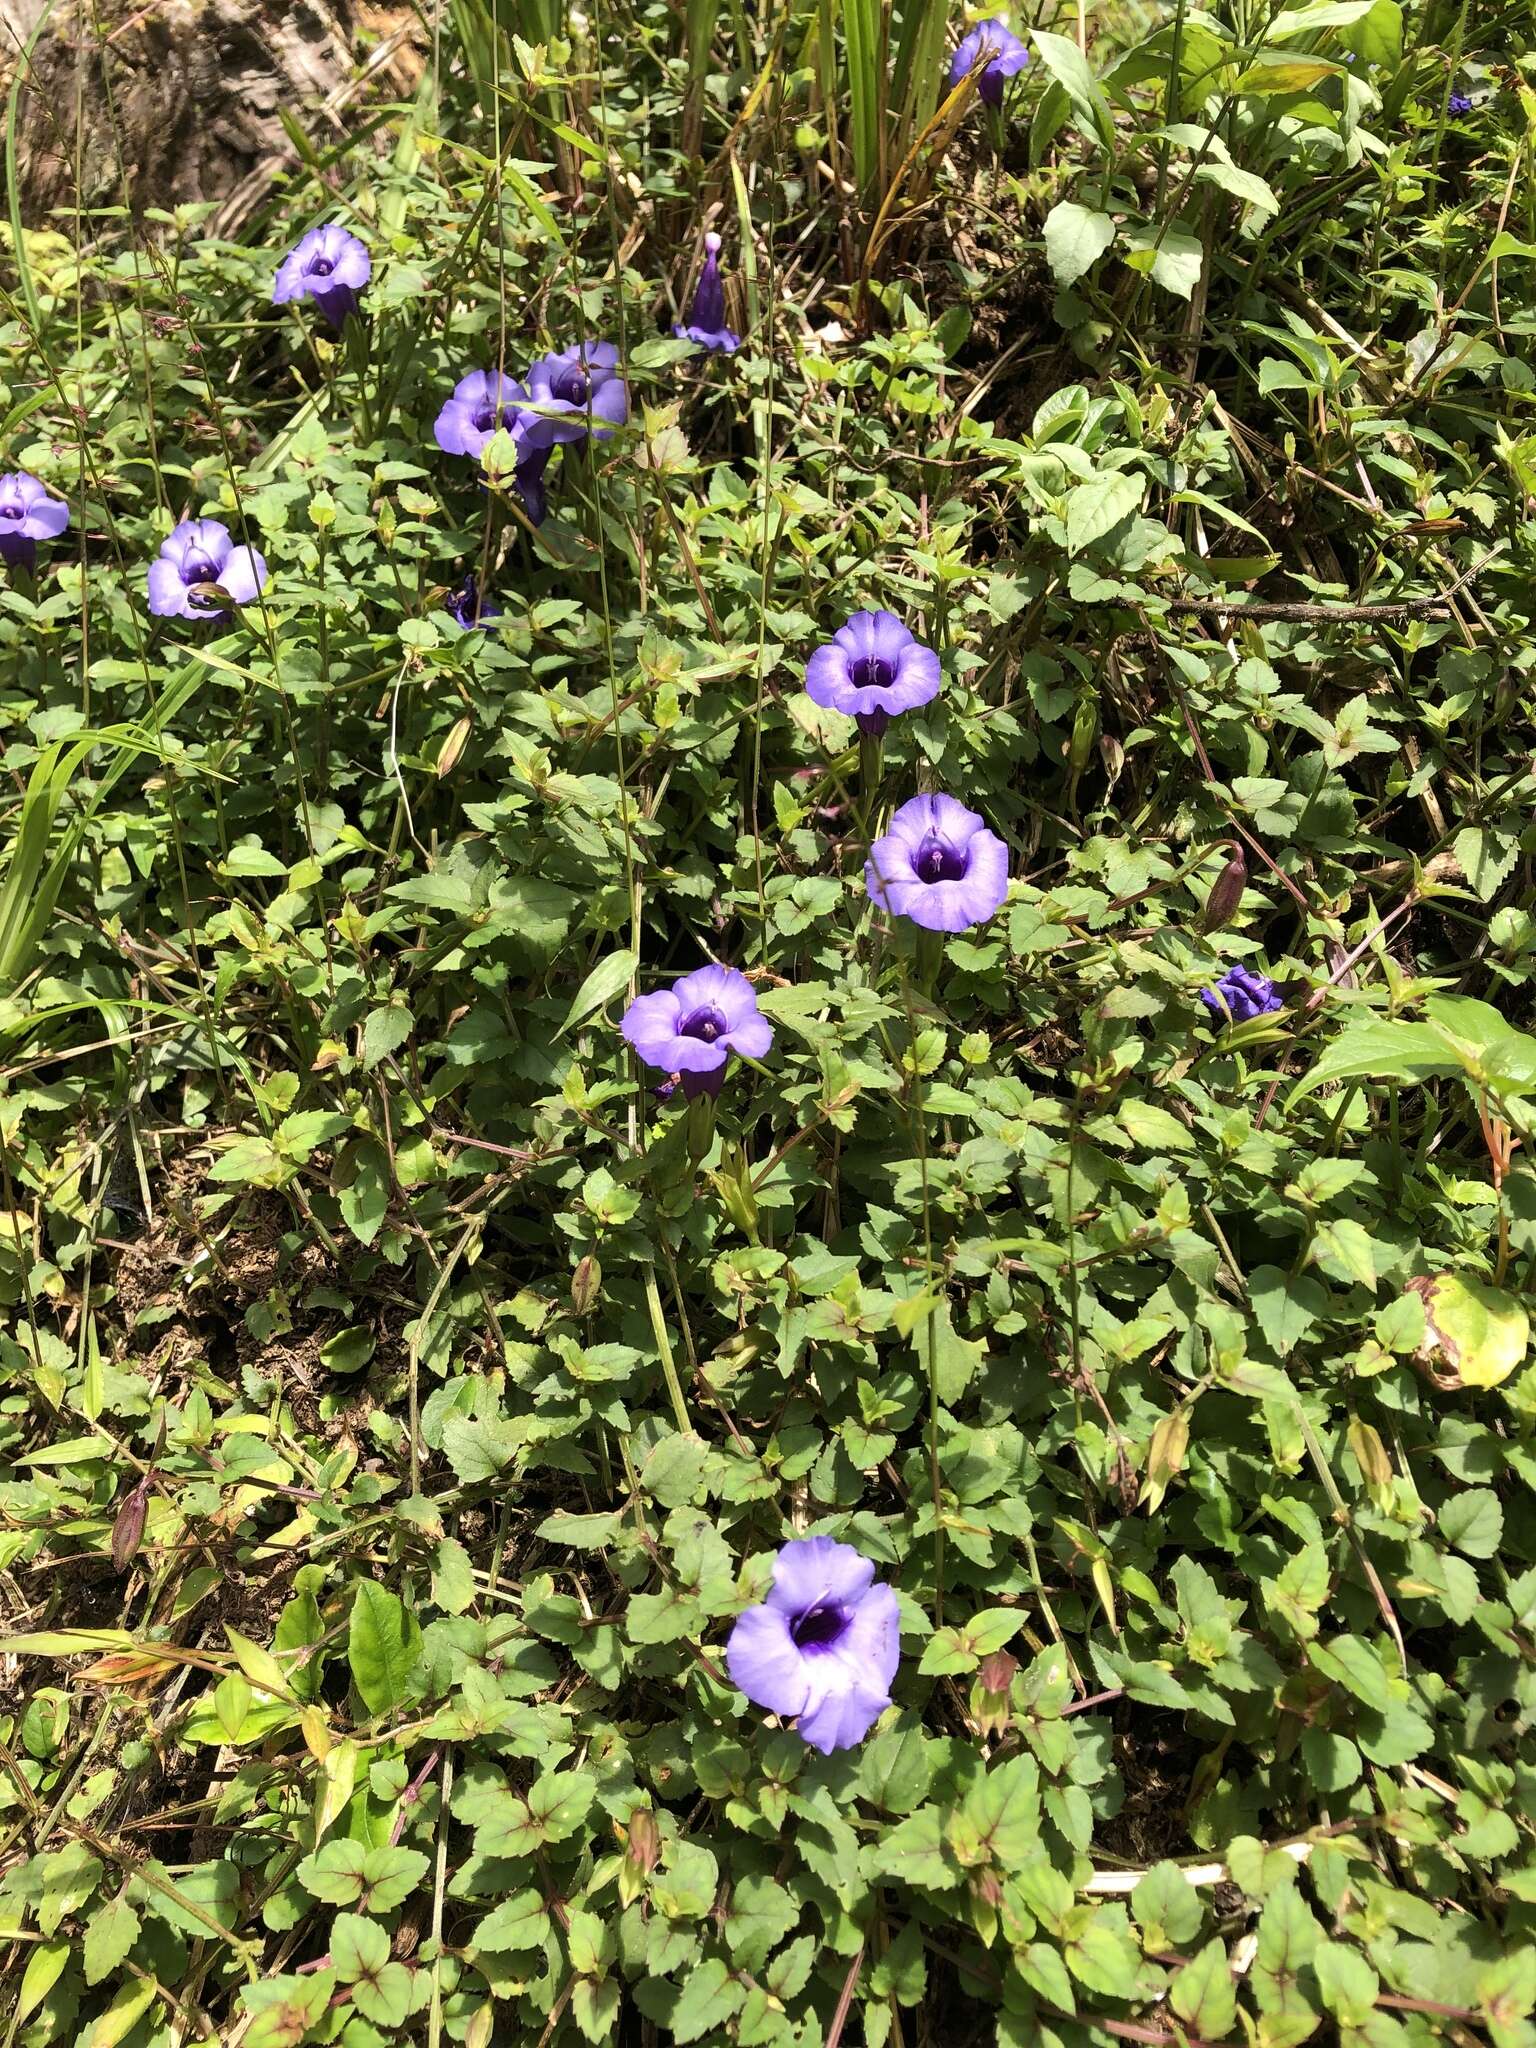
272,224,371,329
147,518,267,620
1200,964,1283,1026
0,471,69,569
725,1536,900,1753
674,232,739,353
622,964,774,1096
949,17,1030,106
806,611,942,735
1448,90,1474,115
866,793,1010,934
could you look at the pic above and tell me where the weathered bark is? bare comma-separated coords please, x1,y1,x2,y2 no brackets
1,0,421,231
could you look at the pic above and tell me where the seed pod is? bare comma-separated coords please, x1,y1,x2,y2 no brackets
1202,847,1248,931
571,1255,601,1318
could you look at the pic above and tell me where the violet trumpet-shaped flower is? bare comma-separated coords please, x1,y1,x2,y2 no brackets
675,233,739,353
448,573,501,630
1448,90,1474,114
0,472,69,569
806,610,941,737
866,793,1009,934
272,225,371,329
949,17,1030,105
621,963,773,1102
434,369,529,460
433,369,551,524
726,1537,900,1755
146,519,267,620
1200,964,1282,1025
520,342,629,450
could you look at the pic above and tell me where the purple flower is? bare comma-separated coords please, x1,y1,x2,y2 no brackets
726,1537,900,1755
1448,90,1474,114
448,573,501,630
806,610,941,737
434,369,530,460
147,519,267,620
520,343,629,451
866,793,1009,934
0,471,69,569
621,963,773,1102
675,233,739,353
433,369,551,524
949,17,1030,106
272,224,371,329
1201,964,1283,1026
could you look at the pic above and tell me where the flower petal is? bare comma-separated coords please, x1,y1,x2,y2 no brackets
217,545,267,605
805,642,854,712
147,557,192,617
764,1536,877,1618
726,1606,810,1718
621,989,684,1070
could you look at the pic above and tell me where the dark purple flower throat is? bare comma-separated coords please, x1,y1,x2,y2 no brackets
790,1602,851,1651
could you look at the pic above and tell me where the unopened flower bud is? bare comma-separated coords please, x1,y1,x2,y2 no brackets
971,1646,1018,1737
619,1806,662,1906
571,1255,601,1318
1202,848,1247,932
111,1476,151,1573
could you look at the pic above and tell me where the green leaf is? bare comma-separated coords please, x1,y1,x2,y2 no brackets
83,1894,141,1984
1043,201,1115,287
1131,1862,1204,1946
671,1957,747,2043
1313,1939,1379,2025
336,1136,391,1246
1028,29,1115,147
474,1889,551,1951
1194,160,1280,219
1307,1633,1391,1710
1439,1488,1503,1559
15,1940,71,2027
561,949,637,1036
1169,1936,1239,2037
1065,470,1145,555
361,1001,413,1070
331,1909,391,1979
348,1581,423,1716
1120,221,1204,299
1249,1266,1327,1357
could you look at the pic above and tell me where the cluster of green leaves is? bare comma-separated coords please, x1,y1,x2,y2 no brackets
2,0,1535,2043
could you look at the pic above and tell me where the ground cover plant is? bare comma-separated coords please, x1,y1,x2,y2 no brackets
2,0,1535,2042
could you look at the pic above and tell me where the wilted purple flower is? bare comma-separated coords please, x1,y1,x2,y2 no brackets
448,573,501,630
0,472,69,569
1201,964,1283,1025
675,233,739,353
806,610,941,737
949,17,1030,105
866,793,1009,934
621,963,773,1101
521,343,628,450
272,224,371,329
1448,90,1474,114
726,1537,900,1754
147,519,267,620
